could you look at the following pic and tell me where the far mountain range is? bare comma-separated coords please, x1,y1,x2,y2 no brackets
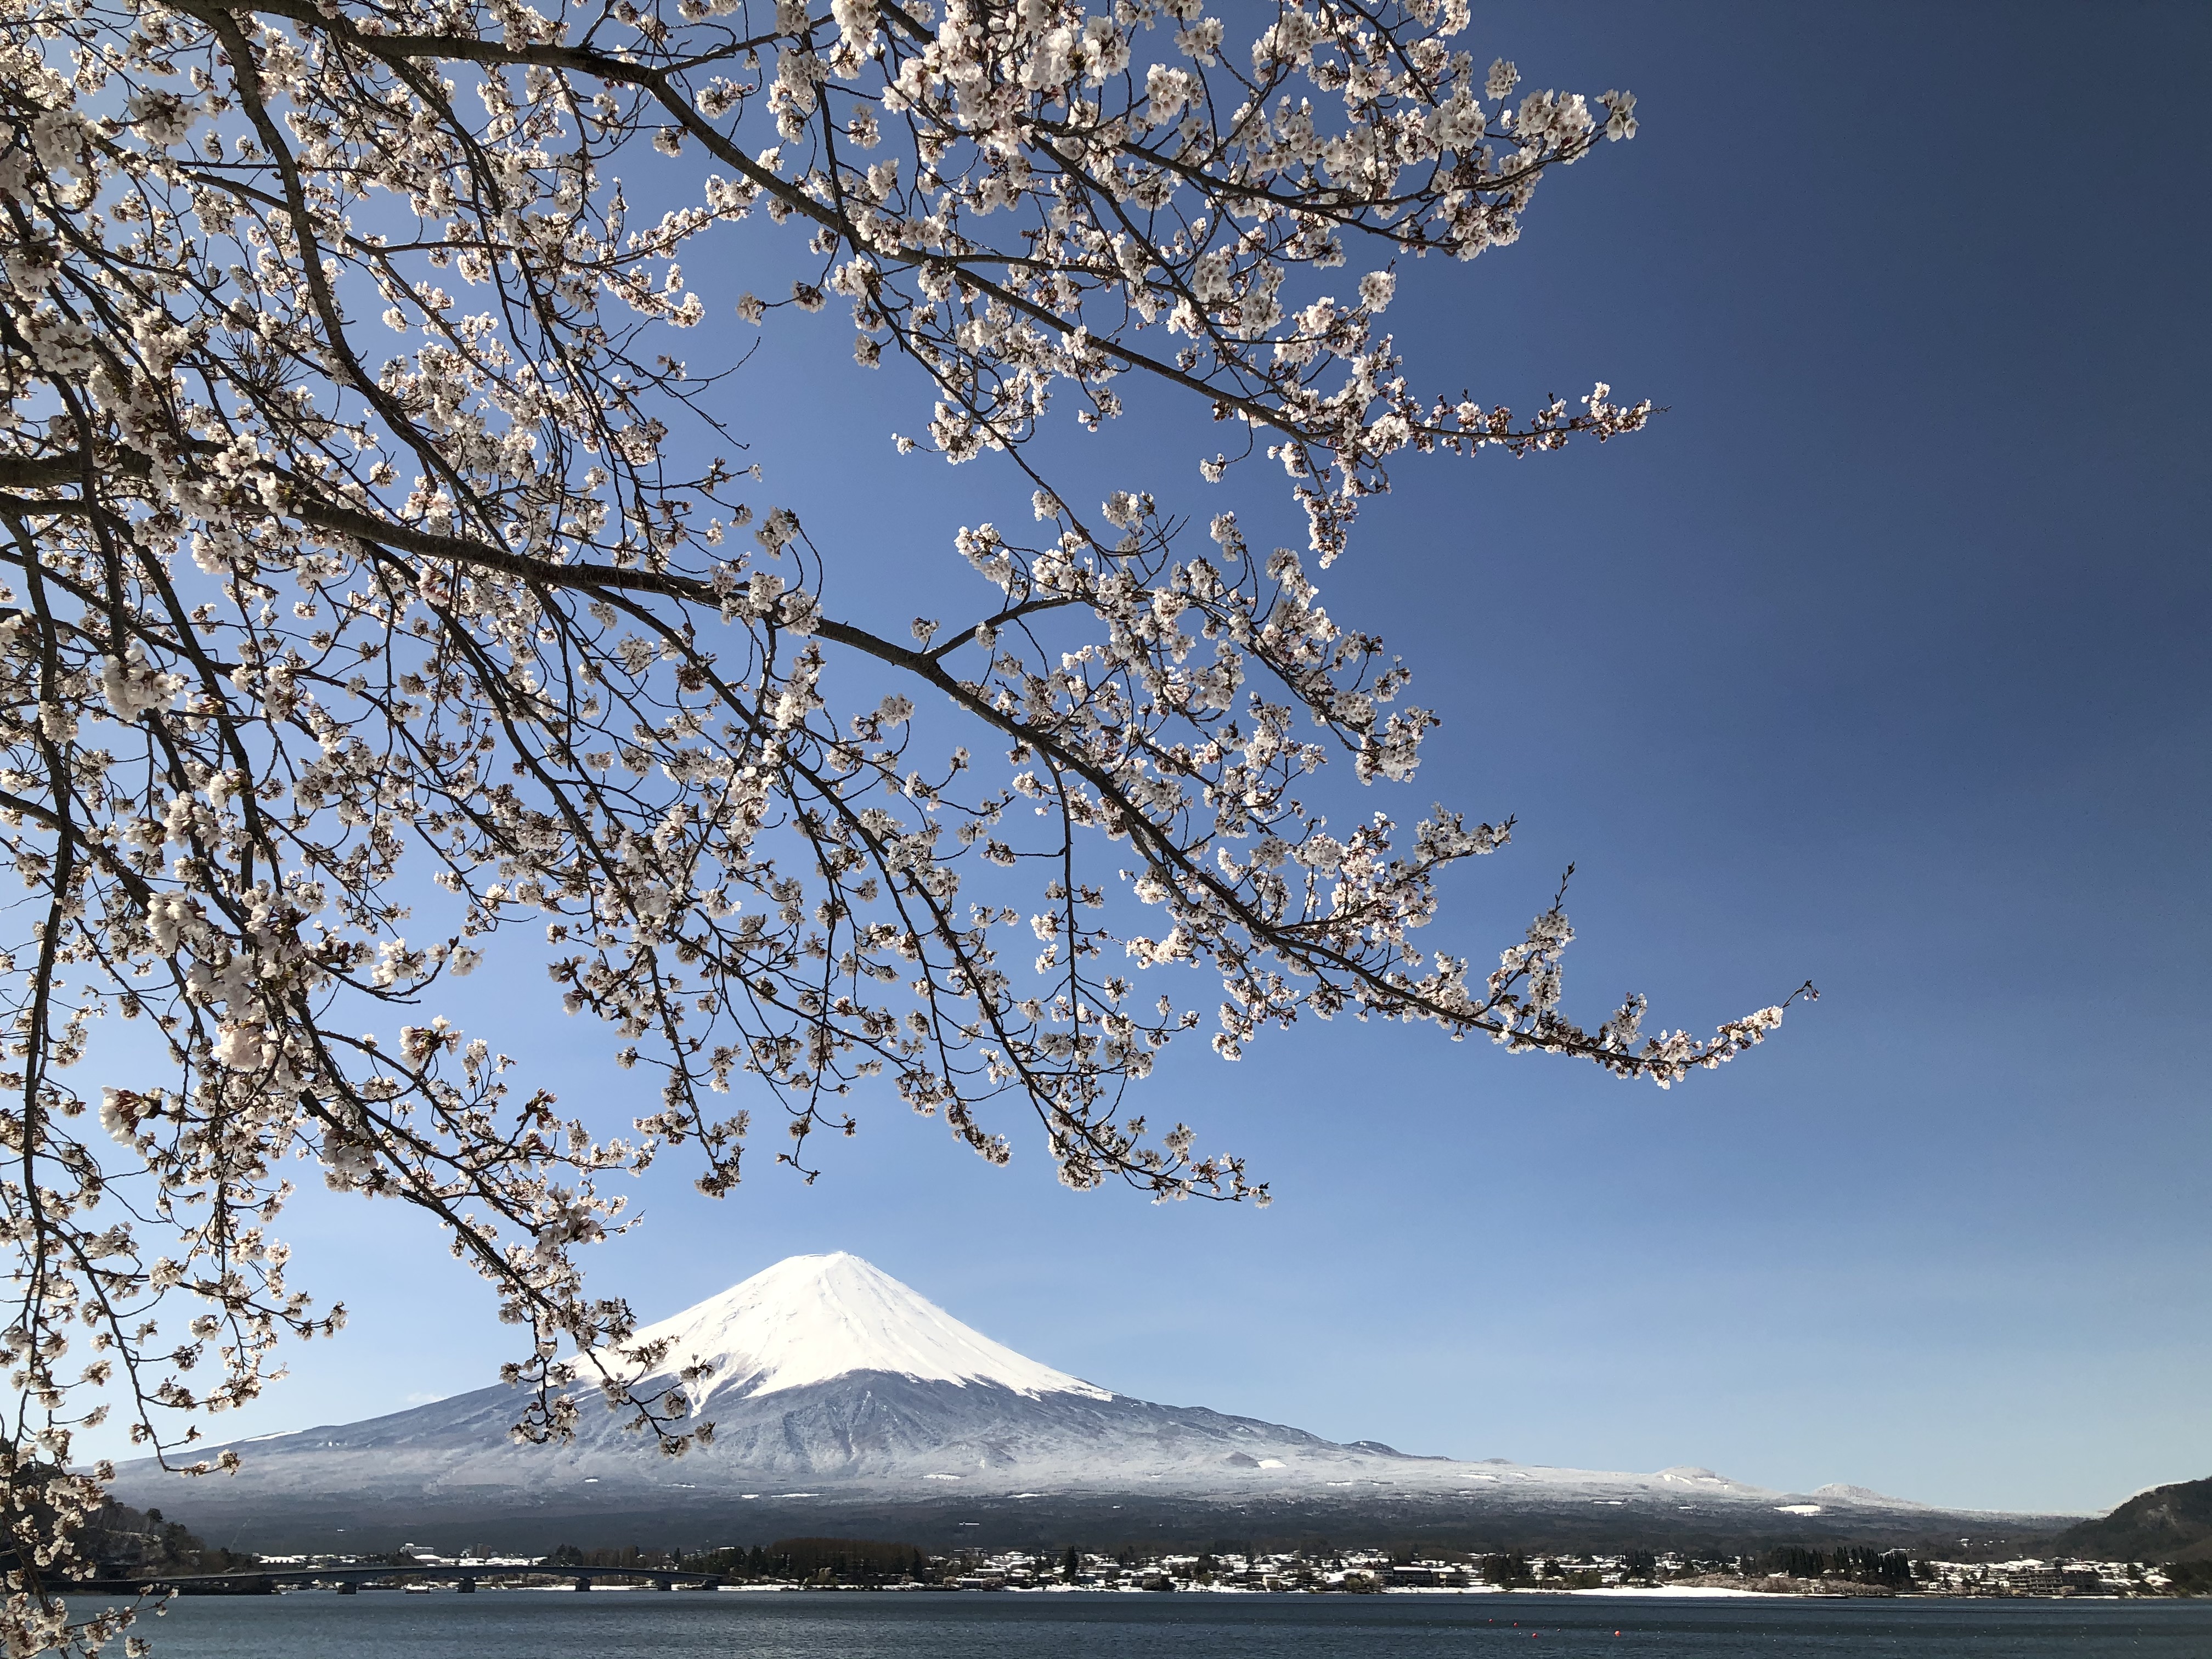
109,1254,2117,1554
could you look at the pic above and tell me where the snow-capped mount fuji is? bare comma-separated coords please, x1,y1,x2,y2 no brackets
106,1255,2075,1553
624,1252,1111,1409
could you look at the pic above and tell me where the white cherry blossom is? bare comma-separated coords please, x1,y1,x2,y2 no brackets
0,2,1808,1648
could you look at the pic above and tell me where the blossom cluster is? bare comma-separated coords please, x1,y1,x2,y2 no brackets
0,1,1804,1650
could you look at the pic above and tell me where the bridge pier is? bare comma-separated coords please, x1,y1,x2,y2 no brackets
456,1578,476,1594
573,1576,591,1592
337,1582,358,1595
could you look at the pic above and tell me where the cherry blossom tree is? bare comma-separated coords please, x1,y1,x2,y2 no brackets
0,0,1810,1644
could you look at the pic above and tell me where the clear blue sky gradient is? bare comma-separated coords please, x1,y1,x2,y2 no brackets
104,3,2209,1518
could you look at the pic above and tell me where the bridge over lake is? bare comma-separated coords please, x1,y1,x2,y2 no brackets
102,1565,747,1595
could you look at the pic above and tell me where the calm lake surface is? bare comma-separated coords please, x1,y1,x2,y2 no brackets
104,1589,2212,1657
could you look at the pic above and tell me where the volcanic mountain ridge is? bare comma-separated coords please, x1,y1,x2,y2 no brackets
108,1253,2080,1554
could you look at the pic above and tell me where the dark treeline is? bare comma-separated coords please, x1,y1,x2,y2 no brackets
1,1453,260,1582
2165,1562,2212,1596
545,1537,928,1582
58,1511,2209,1598
1759,1546,1916,1587
526,1536,1921,1590
69,1499,259,1580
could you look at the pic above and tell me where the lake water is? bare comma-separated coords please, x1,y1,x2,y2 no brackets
101,1589,2212,1657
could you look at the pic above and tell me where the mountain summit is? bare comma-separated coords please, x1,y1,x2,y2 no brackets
627,1252,1110,1409
2055,1475,2212,1564
106,1254,2074,1554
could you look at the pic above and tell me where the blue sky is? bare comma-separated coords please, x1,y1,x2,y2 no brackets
98,2,2208,1519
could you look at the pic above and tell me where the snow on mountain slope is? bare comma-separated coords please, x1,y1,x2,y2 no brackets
1813,1482,1932,1509
101,1251,2083,1553
619,1252,1112,1408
